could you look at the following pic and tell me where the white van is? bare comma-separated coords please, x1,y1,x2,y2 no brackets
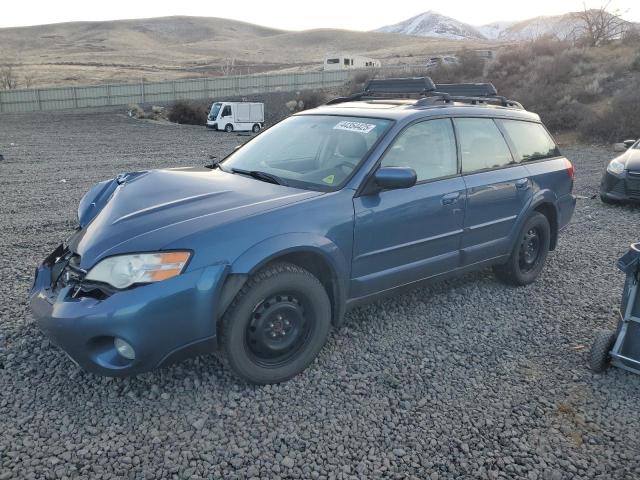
206,102,265,133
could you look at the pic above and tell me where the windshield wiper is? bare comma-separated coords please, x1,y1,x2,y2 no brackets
230,168,287,186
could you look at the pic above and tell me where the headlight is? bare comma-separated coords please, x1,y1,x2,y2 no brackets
607,159,625,175
85,251,191,289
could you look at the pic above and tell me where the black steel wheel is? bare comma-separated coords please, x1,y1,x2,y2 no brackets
519,226,543,273
225,123,234,133
245,293,311,367
494,212,550,286
220,262,331,384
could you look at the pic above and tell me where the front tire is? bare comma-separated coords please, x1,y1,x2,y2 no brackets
225,123,234,133
220,262,331,384
493,212,550,286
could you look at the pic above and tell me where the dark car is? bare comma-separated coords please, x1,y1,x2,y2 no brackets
600,139,640,203
29,78,576,384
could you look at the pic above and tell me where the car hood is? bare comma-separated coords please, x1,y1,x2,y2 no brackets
70,167,321,268
623,149,640,171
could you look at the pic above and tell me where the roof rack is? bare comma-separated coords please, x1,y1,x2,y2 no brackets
325,77,523,109
366,77,436,95
434,83,497,97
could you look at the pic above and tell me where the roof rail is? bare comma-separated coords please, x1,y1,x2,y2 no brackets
324,77,523,109
434,83,497,97
415,94,523,109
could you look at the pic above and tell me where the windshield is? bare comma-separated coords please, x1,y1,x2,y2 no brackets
220,115,392,190
209,102,222,120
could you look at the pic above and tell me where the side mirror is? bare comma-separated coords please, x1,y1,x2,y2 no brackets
624,139,637,149
374,167,417,190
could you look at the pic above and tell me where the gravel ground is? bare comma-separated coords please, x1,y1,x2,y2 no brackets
1,109,640,480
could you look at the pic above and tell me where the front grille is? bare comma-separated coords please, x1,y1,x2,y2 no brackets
611,179,626,196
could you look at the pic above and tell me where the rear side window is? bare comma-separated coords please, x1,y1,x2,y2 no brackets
500,120,560,162
381,119,457,182
454,118,514,173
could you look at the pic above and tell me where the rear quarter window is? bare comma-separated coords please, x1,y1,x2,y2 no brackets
499,120,560,162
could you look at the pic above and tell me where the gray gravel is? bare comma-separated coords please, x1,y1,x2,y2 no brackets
1,109,640,479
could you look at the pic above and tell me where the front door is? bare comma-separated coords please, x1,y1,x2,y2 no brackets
351,118,466,299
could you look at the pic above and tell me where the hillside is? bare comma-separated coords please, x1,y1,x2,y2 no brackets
376,10,635,42
0,16,494,88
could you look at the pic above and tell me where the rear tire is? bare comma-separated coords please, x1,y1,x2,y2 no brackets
493,212,550,286
225,124,234,133
219,262,331,384
252,124,261,133
589,330,616,373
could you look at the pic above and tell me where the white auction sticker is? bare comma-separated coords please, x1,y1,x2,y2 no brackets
333,121,377,134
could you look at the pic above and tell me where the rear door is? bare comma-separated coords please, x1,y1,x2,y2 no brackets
351,118,466,298
454,117,533,265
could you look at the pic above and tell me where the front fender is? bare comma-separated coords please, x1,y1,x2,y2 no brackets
232,233,347,275
230,233,350,325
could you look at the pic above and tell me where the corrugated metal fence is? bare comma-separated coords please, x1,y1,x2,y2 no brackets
0,70,356,114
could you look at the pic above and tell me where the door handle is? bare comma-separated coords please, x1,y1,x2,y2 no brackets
441,192,461,205
516,178,530,190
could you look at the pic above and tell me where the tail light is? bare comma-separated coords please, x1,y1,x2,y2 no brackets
566,159,575,179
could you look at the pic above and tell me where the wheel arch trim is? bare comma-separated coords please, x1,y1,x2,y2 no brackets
220,233,349,326
510,190,559,252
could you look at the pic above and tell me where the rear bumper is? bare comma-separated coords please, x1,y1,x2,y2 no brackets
29,258,228,376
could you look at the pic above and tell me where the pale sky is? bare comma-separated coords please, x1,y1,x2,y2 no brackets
1,0,638,30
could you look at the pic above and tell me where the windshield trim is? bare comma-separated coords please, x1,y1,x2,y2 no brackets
219,114,396,192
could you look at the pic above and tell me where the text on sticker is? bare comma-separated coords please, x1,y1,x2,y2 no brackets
333,121,377,134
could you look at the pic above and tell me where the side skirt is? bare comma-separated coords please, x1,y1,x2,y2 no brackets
344,254,510,311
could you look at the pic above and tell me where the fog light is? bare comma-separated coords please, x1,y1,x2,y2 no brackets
114,337,135,360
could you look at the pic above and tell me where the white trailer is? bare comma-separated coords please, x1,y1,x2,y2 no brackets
323,53,381,71
206,102,265,133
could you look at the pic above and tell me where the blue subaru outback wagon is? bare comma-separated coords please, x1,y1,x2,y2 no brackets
29,78,576,384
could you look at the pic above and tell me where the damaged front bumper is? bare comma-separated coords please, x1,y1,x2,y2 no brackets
600,170,640,202
29,244,228,376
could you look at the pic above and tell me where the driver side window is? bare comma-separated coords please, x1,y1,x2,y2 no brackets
381,119,458,182
222,105,232,117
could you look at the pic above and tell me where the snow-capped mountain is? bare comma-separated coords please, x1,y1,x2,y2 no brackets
491,13,600,41
376,10,634,42
376,11,485,40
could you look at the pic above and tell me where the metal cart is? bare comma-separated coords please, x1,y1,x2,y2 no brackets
590,243,640,374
